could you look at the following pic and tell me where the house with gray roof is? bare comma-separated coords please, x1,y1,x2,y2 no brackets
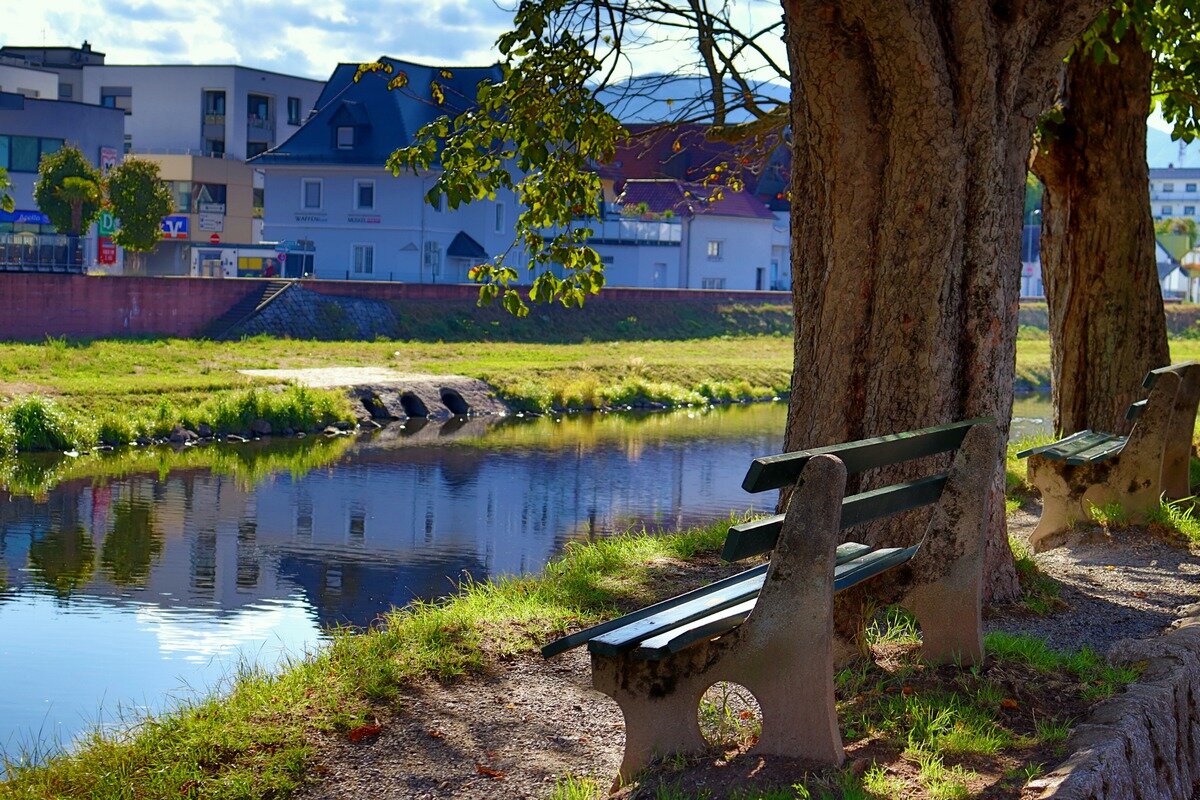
251,57,519,283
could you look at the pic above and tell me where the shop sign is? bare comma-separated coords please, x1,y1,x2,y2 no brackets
97,237,117,265
98,211,116,237
161,215,189,239
347,214,381,224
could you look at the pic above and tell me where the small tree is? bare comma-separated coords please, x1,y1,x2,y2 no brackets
0,167,13,213
34,146,102,237
107,158,173,272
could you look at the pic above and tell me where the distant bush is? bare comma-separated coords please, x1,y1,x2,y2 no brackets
2,396,90,452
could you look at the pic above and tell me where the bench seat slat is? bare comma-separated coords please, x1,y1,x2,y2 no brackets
741,417,993,494
544,542,873,662
721,473,948,562
1064,436,1127,466
630,546,920,660
1015,430,1094,459
1020,430,1113,462
583,542,875,658
1144,361,1198,389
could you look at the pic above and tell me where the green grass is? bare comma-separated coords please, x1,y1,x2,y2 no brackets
1145,496,1200,544
1009,536,1065,615
0,517,737,799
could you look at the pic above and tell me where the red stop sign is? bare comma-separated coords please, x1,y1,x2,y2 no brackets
209,233,221,245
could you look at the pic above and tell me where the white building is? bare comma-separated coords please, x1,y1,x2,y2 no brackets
253,57,521,282
1149,167,1200,221
595,179,786,291
77,64,323,160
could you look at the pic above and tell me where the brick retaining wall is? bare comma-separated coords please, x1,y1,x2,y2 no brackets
0,274,791,341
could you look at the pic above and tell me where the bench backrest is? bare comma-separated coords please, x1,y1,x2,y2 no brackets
723,417,994,562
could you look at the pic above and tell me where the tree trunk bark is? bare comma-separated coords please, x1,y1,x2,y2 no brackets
1031,24,1169,436
783,0,1109,605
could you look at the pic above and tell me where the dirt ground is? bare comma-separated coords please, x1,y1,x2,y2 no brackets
292,509,1200,800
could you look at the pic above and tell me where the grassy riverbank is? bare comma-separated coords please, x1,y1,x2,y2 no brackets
0,509,1134,800
1,333,1199,453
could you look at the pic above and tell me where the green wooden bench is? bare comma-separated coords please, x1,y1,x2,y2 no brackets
542,418,998,783
1017,362,1200,551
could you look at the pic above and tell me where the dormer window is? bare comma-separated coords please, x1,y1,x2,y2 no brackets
337,126,354,149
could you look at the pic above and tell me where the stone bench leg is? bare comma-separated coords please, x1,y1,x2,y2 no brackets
1026,456,1101,552
901,423,996,665
591,454,848,785
1161,364,1200,499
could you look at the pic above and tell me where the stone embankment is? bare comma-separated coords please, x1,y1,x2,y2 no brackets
1030,603,1200,799
237,367,509,421
230,286,398,340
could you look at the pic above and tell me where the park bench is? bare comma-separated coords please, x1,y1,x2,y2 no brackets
542,417,998,782
1017,362,1200,551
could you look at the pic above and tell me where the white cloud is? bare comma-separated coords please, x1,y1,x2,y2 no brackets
7,0,518,80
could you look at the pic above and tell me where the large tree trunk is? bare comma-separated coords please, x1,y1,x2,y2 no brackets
783,0,1108,605
1032,24,1169,436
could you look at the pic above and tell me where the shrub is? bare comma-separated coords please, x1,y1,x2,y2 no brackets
3,396,89,452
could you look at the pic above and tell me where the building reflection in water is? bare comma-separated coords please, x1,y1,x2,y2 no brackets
0,404,785,759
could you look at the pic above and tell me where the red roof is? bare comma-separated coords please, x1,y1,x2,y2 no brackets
619,179,777,220
599,123,790,209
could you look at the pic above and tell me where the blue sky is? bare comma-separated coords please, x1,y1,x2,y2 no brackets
10,1,521,79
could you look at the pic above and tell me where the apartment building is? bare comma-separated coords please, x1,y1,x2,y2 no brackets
1150,168,1200,220
76,64,323,159
253,57,520,282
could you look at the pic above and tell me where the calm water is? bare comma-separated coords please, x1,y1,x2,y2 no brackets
0,397,1055,764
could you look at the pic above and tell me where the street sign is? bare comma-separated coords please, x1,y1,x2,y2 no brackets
277,253,286,264
209,233,221,245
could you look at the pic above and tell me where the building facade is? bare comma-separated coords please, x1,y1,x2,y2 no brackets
0,43,105,102
78,64,324,160
592,179,787,291
1149,167,1200,221
0,91,125,270
254,57,520,282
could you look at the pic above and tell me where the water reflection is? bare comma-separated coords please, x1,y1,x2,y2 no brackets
0,399,1056,762
0,404,786,760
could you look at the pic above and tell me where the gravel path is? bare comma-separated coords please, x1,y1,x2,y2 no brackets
989,508,1200,653
294,507,1200,799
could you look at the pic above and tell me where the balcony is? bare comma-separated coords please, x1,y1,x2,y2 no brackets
585,218,682,244
247,114,274,134
204,113,225,125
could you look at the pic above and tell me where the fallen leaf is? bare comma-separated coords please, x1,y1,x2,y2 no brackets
348,723,382,742
901,686,913,696
179,780,197,795
476,764,506,779
739,710,755,720
427,729,444,739
1134,591,1147,598
1001,698,1020,710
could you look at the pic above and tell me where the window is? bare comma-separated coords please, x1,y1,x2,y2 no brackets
9,136,39,172
1163,205,1174,215
100,86,132,114
600,255,614,265
494,202,505,233
58,84,72,99
1164,183,1175,192
1188,183,1199,193
336,126,354,149
167,181,192,212
352,244,374,274
1187,206,1197,216
205,138,225,158
706,240,724,260
246,141,268,158
302,178,322,209
701,277,727,290
247,94,270,122
203,90,226,116
354,179,375,210
191,183,227,213
252,187,264,218
287,97,301,125
423,240,442,276
123,134,132,154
